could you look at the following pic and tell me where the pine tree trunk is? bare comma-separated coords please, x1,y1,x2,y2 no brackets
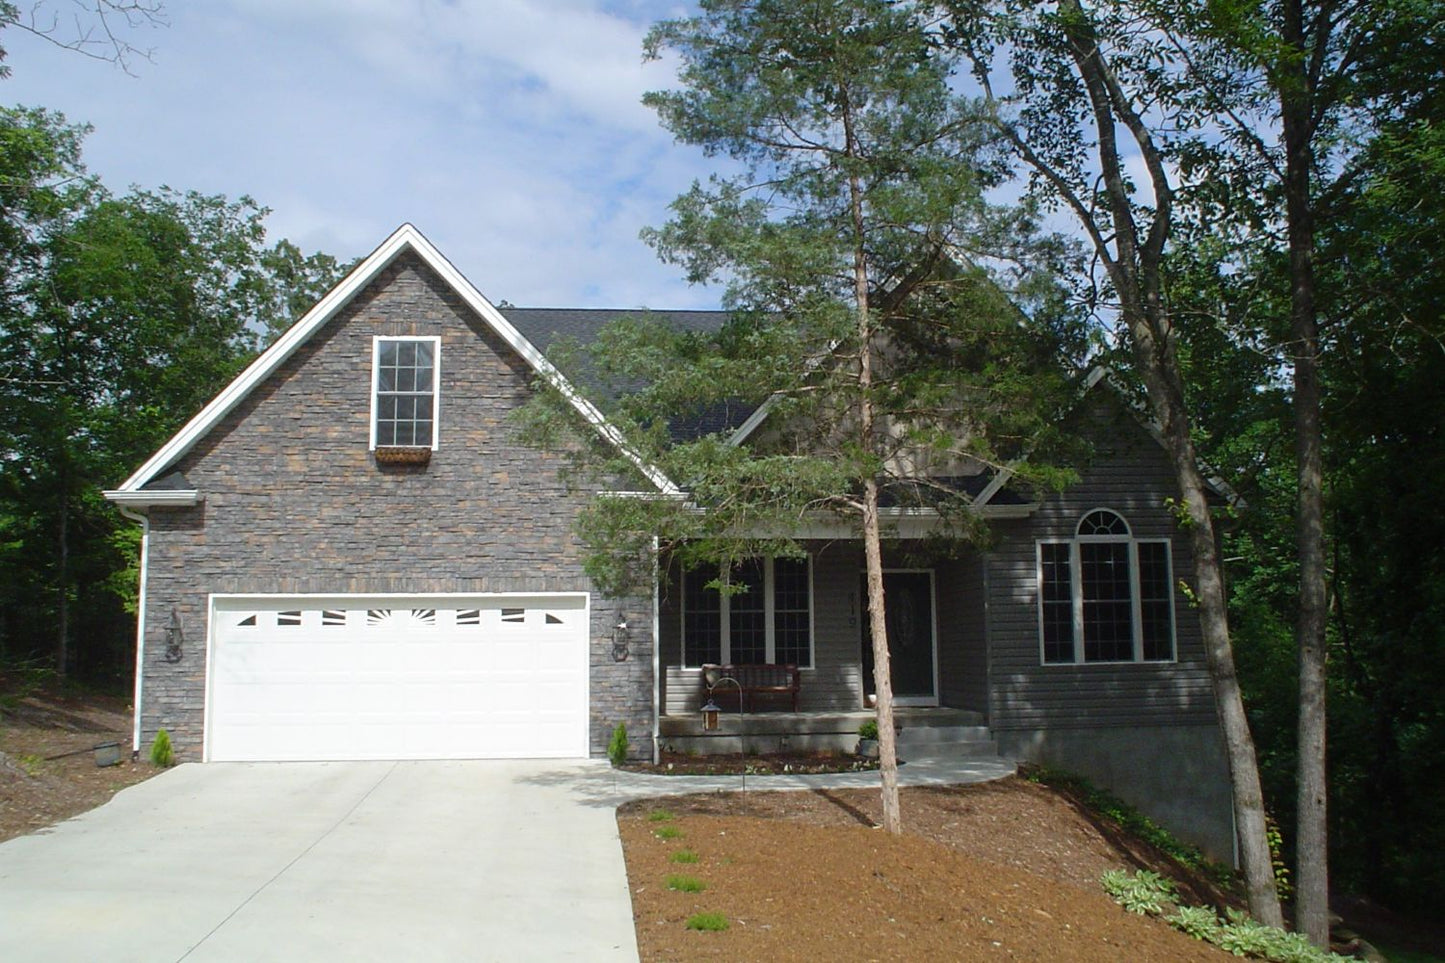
862,479,901,834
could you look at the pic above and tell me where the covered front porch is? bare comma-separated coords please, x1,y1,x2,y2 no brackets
657,540,994,748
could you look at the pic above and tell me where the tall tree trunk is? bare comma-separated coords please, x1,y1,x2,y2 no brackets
862,478,901,834
1139,356,1285,928
843,107,902,831
56,480,70,680
1054,0,1283,923
1281,0,1329,944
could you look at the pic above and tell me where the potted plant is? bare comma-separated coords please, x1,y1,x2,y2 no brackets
856,718,880,759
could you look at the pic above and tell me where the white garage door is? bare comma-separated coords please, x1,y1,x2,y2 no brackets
206,594,590,762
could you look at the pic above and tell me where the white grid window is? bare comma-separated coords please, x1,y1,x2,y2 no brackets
371,337,440,449
1037,509,1176,664
681,557,813,668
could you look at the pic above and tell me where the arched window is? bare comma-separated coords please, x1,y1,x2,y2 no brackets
1037,509,1175,664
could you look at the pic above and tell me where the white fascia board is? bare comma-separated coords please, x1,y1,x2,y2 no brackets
103,489,201,507
112,223,679,497
720,504,1039,540
727,396,777,446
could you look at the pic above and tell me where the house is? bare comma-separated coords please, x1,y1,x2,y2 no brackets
105,224,1234,859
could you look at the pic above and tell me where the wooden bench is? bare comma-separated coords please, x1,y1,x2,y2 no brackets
703,663,801,712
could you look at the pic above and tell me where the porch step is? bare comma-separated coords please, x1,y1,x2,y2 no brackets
896,724,1000,760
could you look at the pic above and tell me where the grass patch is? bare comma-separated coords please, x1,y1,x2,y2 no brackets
666,874,706,893
670,850,699,864
685,912,729,932
647,809,676,823
654,825,683,840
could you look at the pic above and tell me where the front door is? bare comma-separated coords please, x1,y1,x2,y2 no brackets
860,571,938,706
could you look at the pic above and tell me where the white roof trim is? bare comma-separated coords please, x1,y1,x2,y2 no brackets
103,489,201,507
112,224,679,496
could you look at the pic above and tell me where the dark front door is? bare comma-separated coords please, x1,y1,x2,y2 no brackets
861,571,937,705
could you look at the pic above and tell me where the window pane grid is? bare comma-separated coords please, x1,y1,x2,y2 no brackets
1039,516,1177,666
1040,543,1074,663
1081,542,1133,661
683,567,721,666
682,557,812,668
1137,541,1175,660
375,339,435,447
729,561,767,665
773,558,811,665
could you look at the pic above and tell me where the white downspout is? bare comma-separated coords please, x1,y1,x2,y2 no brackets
115,506,150,755
651,535,661,765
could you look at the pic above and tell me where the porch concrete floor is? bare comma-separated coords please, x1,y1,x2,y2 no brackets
657,705,985,738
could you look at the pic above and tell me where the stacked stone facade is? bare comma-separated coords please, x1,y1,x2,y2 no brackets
137,252,653,761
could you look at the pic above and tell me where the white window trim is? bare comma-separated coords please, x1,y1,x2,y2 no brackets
680,557,815,668
1035,509,1177,666
369,335,441,450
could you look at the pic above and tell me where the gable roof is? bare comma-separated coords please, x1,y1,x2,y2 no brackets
105,224,682,501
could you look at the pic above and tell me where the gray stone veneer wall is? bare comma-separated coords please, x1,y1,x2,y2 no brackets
135,253,653,761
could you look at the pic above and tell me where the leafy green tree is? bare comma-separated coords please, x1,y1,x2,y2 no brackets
941,0,1287,925
0,105,347,681
523,0,1079,833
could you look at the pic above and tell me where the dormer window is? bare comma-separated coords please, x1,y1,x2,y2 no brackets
371,336,440,452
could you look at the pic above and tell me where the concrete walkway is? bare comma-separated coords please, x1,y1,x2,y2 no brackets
0,755,1013,962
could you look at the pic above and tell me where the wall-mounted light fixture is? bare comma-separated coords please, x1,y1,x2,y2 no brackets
611,616,630,662
163,608,184,663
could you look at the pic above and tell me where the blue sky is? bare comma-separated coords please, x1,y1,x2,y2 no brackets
2,1,723,309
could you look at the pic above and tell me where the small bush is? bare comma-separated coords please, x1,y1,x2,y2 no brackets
1100,869,1176,915
1103,870,1351,963
666,874,707,893
1168,905,1223,942
648,809,676,823
149,729,175,768
670,850,699,864
607,722,629,767
654,825,683,840
858,718,879,740
685,912,729,932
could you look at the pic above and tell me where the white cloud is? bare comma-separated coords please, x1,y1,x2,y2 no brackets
0,0,715,308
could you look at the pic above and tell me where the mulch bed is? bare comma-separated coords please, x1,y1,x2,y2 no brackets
619,779,1236,962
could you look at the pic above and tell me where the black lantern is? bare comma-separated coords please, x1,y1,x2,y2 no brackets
163,608,184,663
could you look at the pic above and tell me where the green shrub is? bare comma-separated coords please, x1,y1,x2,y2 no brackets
654,825,683,840
647,809,675,823
685,913,729,932
858,718,879,740
149,729,175,768
607,722,629,766
1168,905,1223,942
666,874,707,893
1102,870,1351,963
1100,869,1176,915
670,850,699,864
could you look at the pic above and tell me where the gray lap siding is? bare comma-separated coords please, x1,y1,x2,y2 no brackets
985,398,1217,732
137,253,652,761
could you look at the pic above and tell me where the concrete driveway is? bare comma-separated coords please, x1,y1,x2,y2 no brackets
0,761,640,963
